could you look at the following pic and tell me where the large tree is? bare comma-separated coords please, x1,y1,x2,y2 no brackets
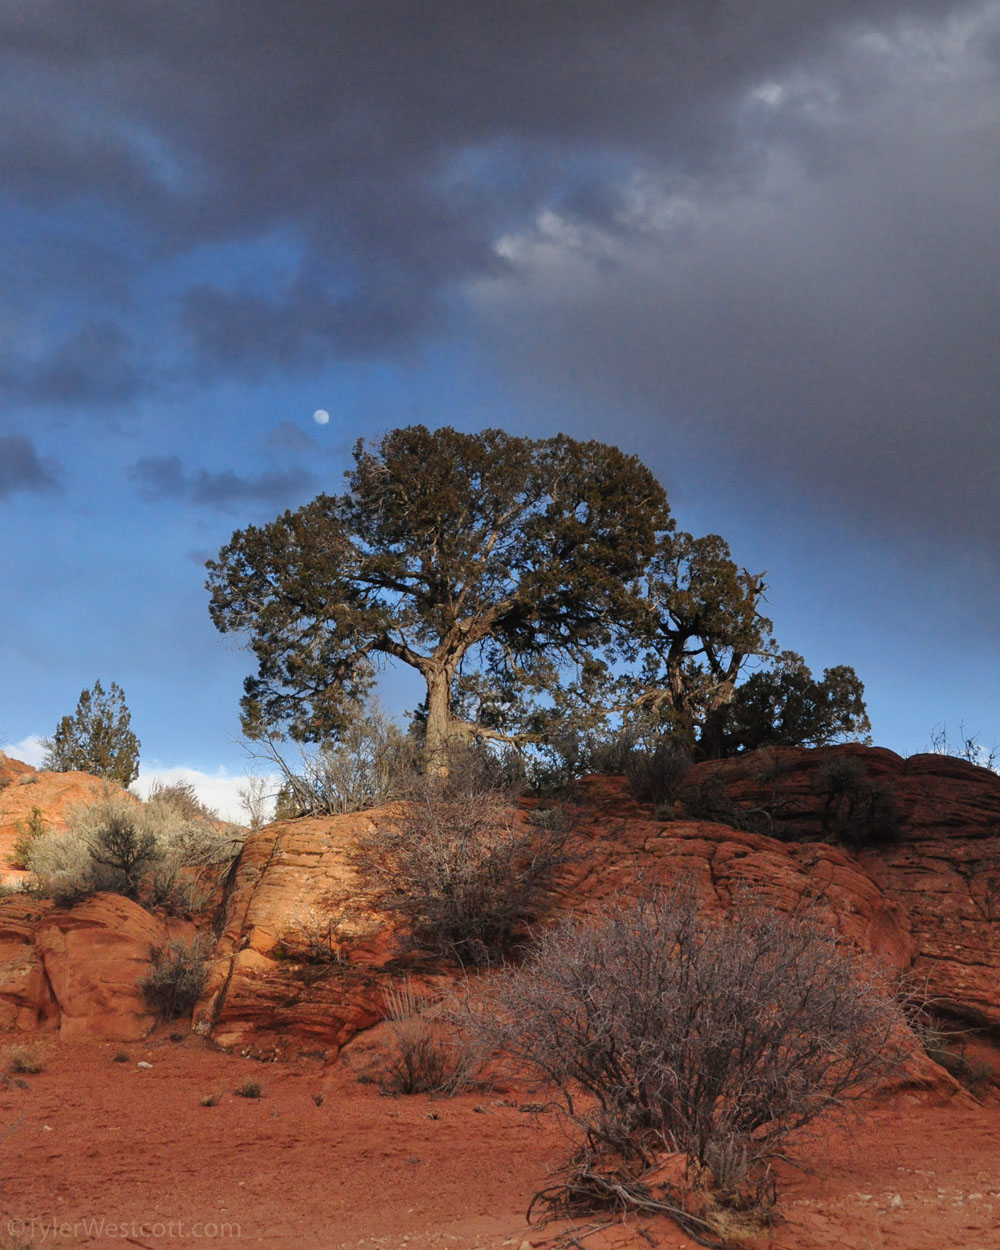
42,679,141,785
207,426,671,770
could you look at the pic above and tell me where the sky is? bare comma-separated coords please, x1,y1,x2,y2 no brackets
3,1,1000,818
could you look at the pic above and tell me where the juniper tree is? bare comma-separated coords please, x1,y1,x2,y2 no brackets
207,425,672,771
43,680,140,785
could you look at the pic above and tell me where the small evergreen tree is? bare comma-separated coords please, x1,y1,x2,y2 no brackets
43,680,140,785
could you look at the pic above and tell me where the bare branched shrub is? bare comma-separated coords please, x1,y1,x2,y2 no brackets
247,702,418,818
237,774,273,830
355,772,566,966
465,887,906,1227
374,978,473,1095
624,738,693,805
138,934,213,1018
814,755,899,847
677,770,775,836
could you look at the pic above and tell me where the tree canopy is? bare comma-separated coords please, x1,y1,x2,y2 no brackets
207,426,671,769
42,679,141,785
207,424,869,769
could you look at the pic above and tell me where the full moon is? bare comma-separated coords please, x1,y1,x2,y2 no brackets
313,409,330,425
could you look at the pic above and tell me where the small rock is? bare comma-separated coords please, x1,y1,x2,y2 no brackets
889,1193,903,1209
137,1061,153,1069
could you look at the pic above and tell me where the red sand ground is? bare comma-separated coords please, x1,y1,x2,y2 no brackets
0,1034,997,1250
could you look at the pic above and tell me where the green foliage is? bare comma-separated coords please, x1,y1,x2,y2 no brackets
207,425,671,769
138,934,213,1018
722,652,872,755
42,679,140,785
207,423,870,770
11,806,46,869
88,811,160,900
622,531,773,751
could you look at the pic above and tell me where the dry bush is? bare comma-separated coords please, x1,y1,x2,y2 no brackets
250,702,419,818
5,1042,48,1075
355,771,566,966
813,755,899,847
374,978,473,1095
623,738,693,805
464,887,907,1231
234,1080,262,1099
138,934,213,1018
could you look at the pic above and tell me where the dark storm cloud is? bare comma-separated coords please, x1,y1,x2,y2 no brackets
5,0,999,556
1,0,977,386
130,455,315,511
0,322,140,408
0,435,61,499
467,3,1000,553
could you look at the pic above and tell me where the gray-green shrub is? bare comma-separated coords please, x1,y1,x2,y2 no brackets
27,787,244,908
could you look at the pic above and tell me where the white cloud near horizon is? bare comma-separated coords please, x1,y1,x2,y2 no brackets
3,735,278,824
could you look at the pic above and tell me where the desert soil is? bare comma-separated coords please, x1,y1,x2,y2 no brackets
0,1033,997,1250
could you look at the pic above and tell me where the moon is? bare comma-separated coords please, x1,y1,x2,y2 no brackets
312,409,330,426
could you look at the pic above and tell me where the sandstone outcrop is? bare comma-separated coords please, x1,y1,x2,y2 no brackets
677,745,1000,1030
1,745,998,1065
0,892,172,1040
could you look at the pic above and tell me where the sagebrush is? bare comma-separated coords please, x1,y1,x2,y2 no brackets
27,786,244,908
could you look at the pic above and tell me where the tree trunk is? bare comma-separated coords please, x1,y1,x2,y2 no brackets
423,669,458,776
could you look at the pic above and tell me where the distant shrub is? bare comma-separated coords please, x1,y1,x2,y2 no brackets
234,1080,262,1099
10,807,46,871
5,1042,47,1075
355,769,566,966
677,770,775,836
138,934,213,1018
27,787,244,910
814,755,899,847
624,737,693,805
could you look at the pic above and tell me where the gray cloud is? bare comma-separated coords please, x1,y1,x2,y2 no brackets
468,4,1000,553
0,0,980,387
0,435,61,499
131,454,315,511
268,422,318,453
0,321,139,408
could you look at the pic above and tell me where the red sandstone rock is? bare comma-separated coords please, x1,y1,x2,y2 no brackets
0,891,172,1040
